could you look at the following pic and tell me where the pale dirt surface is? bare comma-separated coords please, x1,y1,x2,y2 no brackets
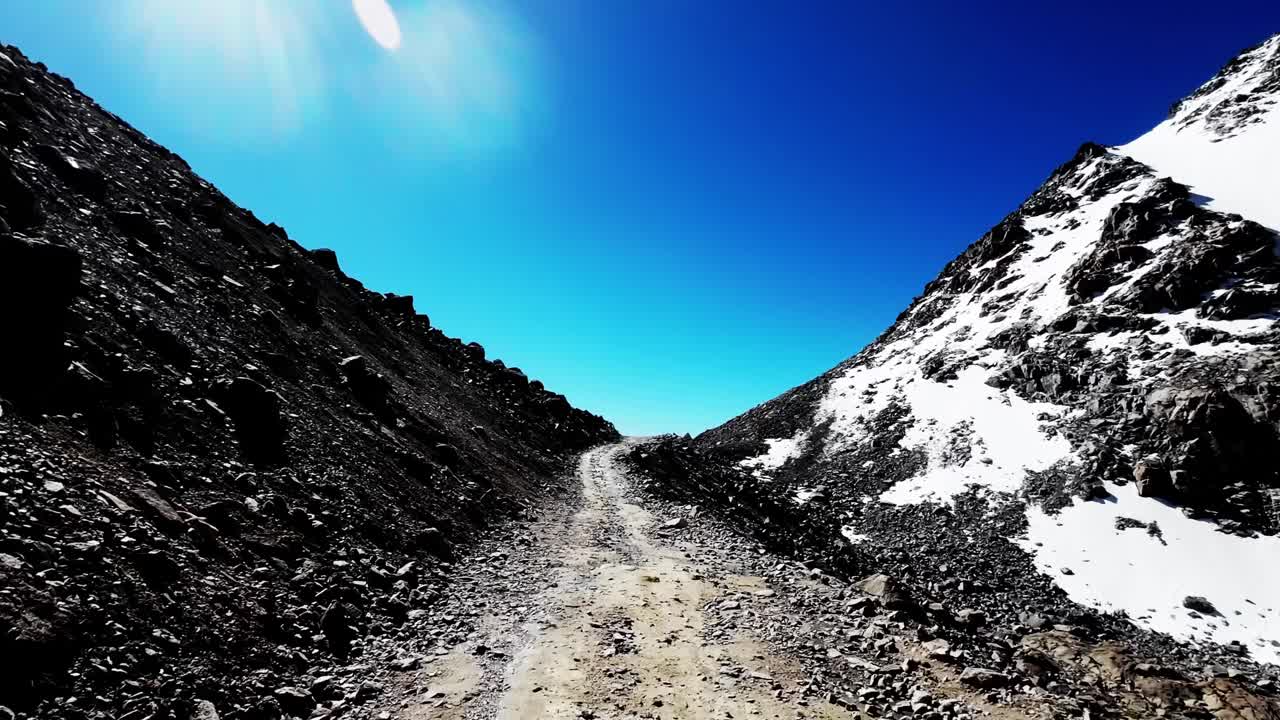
383,440,848,719
367,441,1042,720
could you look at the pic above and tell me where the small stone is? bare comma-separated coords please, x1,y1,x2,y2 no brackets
1184,595,1219,615
393,655,421,671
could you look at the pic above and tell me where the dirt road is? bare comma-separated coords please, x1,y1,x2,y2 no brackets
370,440,842,718
369,441,1027,720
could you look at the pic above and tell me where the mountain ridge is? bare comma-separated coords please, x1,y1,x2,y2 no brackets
692,31,1280,666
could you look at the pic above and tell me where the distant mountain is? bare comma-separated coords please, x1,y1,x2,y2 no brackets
692,33,1280,666
0,43,616,717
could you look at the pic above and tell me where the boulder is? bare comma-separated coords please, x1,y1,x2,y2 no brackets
1133,459,1171,498
33,144,107,200
109,209,169,249
1145,386,1274,500
0,153,42,230
431,443,461,467
959,667,1011,689
190,700,220,720
1200,286,1277,320
309,247,341,273
1181,325,1217,345
0,606,81,711
214,376,288,464
383,293,414,315
0,234,82,406
1183,595,1219,615
138,322,193,367
272,687,315,716
320,601,359,657
131,549,181,586
128,486,187,534
414,527,454,561
855,573,914,610
339,355,392,412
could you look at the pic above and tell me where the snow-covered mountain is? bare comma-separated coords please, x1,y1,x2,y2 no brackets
698,33,1280,664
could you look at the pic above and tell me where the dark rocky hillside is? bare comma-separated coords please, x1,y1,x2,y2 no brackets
0,44,615,720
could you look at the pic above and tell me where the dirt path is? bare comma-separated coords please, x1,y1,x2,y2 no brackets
491,442,849,719
375,440,847,719
367,441,1036,720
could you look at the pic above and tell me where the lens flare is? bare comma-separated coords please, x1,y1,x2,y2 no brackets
111,0,326,140
387,0,543,150
353,0,402,51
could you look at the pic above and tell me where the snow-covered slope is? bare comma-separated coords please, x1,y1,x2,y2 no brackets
699,33,1280,665
1122,34,1280,230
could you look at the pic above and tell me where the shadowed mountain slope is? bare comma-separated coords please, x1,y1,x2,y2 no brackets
0,43,615,719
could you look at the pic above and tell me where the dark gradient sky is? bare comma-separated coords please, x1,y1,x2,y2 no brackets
2,1,1277,434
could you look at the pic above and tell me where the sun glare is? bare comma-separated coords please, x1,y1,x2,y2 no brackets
388,1,542,150
353,0,402,51
108,0,537,150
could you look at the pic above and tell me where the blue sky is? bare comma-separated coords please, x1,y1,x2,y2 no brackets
2,2,1277,435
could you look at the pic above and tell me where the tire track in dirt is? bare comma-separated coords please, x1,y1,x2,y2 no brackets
384,440,848,719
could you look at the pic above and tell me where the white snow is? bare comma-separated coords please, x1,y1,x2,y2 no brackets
1159,308,1276,336
1021,482,1280,664
1119,36,1280,230
841,526,869,544
1156,309,1279,360
1083,308,1277,377
879,363,1075,505
738,433,808,476
794,487,822,505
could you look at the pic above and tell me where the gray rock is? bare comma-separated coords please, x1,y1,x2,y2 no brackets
855,573,913,609
1133,458,1171,497
190,700,220,720
959,667,1011,689
1184,595,1219,615
273,686,315,715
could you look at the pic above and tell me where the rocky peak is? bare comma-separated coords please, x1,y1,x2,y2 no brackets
1166,33,1280,138
696,33,1280,668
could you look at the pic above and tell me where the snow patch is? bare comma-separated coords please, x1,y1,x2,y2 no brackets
794,488,822,505
841,526,868,544
1020,482,1280,664
1119,38,1280,230
739,433,808,476
879,363,1075,505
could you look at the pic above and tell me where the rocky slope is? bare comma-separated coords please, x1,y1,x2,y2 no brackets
0,44,616,719
672,31,1280,694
